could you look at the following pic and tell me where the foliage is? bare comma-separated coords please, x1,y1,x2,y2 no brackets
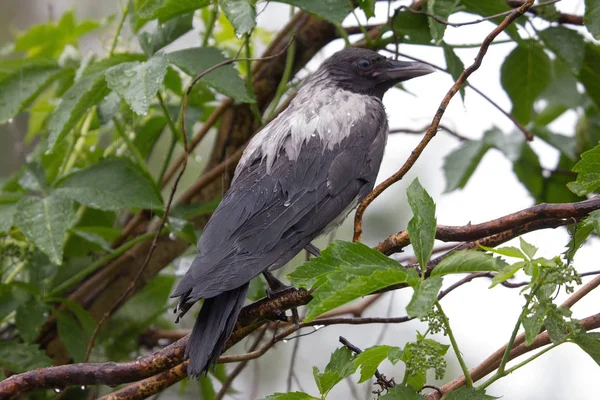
0,0,599,399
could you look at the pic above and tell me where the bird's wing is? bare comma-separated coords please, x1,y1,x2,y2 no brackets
173,112,387,301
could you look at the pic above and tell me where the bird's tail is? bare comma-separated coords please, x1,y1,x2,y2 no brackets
185,283,249,378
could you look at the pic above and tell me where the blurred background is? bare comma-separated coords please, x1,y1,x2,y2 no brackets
1,1,599,399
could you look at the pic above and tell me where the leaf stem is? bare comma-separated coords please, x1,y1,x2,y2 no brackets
156,91,179,182
436,301,473,388
244,34,262,125
497,283,540,375
478,343,560,390
4,261,27,284
112,117,150,175
47,232,157,296
265,36,296,120
202,1,219,48
61,109,95,175
109,3,129,57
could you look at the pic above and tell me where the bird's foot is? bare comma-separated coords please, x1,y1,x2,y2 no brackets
262,271,300,327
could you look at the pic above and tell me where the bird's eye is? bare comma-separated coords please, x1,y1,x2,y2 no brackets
357,59,372,70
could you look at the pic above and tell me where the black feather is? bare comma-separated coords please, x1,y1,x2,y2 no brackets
185,283,249,377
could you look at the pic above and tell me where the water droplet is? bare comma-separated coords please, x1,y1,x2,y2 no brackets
194,155,202,163
327,129,331,134
124,70,136,78
25,155,32,163
90,145,96,152
283,200,291,207
54,388,61,393
128,132,135,140
313,324,324,331
282,339,288,343
8,118,13,124
311,133,316,137
168,232,177,240
80,385,86,390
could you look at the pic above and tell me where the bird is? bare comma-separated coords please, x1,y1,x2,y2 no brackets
171,47,435,377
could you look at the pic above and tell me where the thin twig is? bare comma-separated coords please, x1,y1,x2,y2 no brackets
389,125,468,141
398,0,559,28
339,336,396,395
352,0,536,242
381,50,534,142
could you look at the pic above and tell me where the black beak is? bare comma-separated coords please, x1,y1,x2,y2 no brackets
385,59,436,81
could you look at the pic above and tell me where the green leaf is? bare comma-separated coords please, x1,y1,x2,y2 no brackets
0,284,27,321
406,178,437,271
57,310,90,362
139,13,194,55
523,306,547,346
47,72,110,149
353,345,402,383
260,393,320,400
0,340,52,373
428,0,457,44
445,387,498,400
544,307,570,344
443,139,489,192
199,375,216,399
275,0,351,25
539,26,585,73
56,158,163,211
220,0,256,36
313,347,356,396
0,62,62,124
490,261,526,288
16,299,49,343
168,217,197,244
574,332,600,365
392,10,432,44
565,210,600,258
479,245,526,259
14,193,75,264
500,41,552,124
0,203,16,233
568,144,600,196
133,115,167,159
380,386,425,400
14,11,100,58
406,277,443,318
168,47,252,102
431,250,503,277
443,43,465,100
105,54,168,116
579,44,600,116
513,143,544,200
357,0,376,19
288,241,418,321
519,237,537,259
584,0,600,40
135,0,210,22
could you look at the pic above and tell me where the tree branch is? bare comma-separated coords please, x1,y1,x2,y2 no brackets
376,197,600,256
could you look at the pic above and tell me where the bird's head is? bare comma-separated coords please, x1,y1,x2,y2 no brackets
319,48,435,99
